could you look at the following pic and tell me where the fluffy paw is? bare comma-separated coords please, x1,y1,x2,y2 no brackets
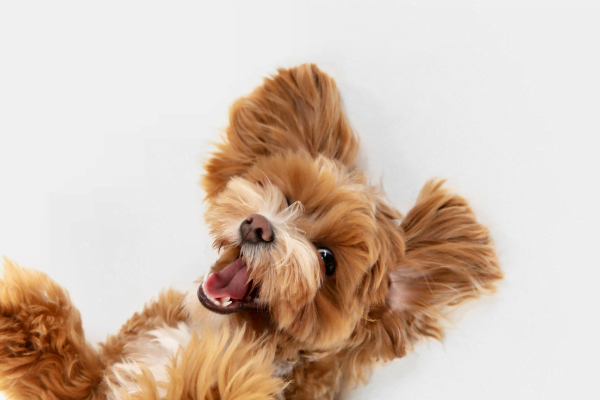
0,257,103,399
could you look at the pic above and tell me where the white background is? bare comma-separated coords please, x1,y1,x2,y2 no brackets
1,1,599,399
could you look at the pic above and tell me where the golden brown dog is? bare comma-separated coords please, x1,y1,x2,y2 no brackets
0,64,502,400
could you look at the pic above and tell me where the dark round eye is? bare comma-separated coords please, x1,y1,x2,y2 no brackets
318,248,336,276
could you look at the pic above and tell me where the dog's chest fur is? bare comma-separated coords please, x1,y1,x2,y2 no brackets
108,323,194,399
107,292,298,399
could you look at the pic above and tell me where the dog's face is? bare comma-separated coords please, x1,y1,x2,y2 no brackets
198,150,391,349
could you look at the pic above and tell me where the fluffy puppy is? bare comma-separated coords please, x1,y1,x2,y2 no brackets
0,64,502,400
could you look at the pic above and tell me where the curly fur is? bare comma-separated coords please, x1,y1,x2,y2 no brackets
0,64,502,399
108,327,285,400
0,258,104,399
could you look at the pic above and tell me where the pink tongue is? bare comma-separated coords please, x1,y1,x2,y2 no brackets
205,257,251,300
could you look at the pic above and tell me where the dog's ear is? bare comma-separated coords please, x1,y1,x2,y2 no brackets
376,180,502,358
202,64,359,200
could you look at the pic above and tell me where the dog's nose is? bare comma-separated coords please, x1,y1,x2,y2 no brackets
240,214,274,243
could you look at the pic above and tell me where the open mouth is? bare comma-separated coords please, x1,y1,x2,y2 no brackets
197,256,263,314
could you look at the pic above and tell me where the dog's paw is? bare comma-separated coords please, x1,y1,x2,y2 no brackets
0,257,103,399
0,257,73,359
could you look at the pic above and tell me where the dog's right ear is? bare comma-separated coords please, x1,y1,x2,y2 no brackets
202,64,359,200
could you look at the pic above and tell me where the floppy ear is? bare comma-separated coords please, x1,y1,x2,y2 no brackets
202,64,359,200
380,180,502,356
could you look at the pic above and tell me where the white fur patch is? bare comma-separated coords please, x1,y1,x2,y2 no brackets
107,322,193,399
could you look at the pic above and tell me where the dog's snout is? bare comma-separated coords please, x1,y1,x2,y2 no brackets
240,214,274,243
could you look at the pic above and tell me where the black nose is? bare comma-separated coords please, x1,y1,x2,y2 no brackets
240,214,274,243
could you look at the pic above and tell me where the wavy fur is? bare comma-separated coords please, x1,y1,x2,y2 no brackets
0,64,502,400
110,327,285,400
0,257,104,399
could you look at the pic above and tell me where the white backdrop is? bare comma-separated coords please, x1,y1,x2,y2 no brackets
1,1,599,399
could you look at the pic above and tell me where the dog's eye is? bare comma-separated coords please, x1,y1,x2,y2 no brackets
318,248,336,276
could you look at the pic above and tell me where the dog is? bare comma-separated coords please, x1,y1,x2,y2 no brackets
0,64,502,400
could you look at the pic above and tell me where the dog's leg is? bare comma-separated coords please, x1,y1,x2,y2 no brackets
105,324,286,400
99,288,190,398
99,289,285,400
0,258,105,399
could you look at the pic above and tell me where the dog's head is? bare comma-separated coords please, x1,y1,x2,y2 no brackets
199,150,393,350
196,65,501,368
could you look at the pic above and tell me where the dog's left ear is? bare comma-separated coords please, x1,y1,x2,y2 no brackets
202,64,359,200
373,181,503,358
